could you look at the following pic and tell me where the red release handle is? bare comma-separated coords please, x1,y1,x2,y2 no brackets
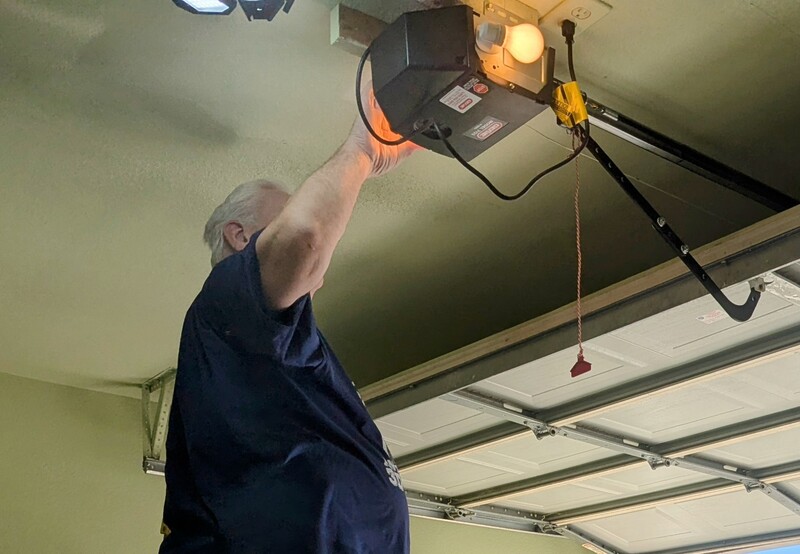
570,354,592,378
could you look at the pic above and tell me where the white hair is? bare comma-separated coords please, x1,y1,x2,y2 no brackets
203,179,288,266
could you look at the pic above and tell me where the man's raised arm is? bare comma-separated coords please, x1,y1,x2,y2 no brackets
255,86,419,311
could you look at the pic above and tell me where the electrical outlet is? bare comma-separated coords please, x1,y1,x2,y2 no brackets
539,0,612,41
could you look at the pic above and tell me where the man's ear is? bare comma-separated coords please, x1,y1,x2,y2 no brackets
222,221,249,254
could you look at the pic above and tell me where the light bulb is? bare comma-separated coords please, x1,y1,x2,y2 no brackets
503,23,544,64
476,22,544,64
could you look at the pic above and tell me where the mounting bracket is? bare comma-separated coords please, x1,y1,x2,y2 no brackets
142,368,176,475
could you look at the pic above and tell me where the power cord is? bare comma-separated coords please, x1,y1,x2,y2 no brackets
434,121,588,201
562,19,590,139
356,46,432,146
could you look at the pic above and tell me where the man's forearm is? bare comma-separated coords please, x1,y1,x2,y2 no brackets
284,141,371,253
256,141,372,309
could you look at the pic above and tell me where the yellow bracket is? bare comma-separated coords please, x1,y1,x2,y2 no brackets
553,82,588,128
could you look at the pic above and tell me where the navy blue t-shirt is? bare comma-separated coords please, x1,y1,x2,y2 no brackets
160,233,409,553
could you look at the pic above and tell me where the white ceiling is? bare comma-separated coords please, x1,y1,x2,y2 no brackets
1,0,798,398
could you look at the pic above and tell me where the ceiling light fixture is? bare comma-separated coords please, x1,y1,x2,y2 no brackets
172,0,236,15
238,0,294,21
171,0,294,20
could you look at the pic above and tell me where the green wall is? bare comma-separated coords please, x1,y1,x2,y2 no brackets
0,373,165,553
0,372,588,553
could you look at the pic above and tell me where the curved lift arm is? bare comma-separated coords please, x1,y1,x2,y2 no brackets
584,135,763,322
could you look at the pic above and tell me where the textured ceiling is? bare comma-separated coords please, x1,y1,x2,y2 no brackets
1,0,798,396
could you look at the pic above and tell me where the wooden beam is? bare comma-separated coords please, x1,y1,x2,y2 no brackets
330,4,386,56
414,0,463,7
330,2,476,56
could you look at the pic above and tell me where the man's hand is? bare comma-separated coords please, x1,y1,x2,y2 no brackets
346,81,422,178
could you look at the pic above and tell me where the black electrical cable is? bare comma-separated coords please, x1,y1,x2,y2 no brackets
566,35,577,82
355,46,432,146
434,120,589,201
565,21,590,139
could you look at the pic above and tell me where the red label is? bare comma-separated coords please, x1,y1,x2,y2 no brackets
458,98,473,110
473,83,489,94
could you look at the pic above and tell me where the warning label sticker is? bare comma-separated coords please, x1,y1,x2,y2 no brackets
461,77,489,95
440,86,481,113
464,116,508,141
697,309,729,325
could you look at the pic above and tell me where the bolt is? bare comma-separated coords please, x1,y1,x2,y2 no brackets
680,245,690,255
657,217,666,227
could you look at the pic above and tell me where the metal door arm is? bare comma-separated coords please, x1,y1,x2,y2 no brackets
584,135,762,322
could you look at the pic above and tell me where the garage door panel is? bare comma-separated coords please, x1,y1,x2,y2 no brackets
375,397,504,457
576,488,800,553
399,434,613,497
498,465,709,514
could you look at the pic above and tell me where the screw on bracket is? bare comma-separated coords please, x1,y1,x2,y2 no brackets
445,507,476,521
531,426,555,440
749,276,769,293
743,481,763,493
646,457,668,470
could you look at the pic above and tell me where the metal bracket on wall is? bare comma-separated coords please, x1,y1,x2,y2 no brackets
142,368,176,476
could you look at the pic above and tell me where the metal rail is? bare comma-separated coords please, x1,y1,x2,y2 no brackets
444,390,800,517
582,95,798,212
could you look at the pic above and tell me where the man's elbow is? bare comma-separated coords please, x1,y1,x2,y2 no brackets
258,222,326,308
289,225,326,282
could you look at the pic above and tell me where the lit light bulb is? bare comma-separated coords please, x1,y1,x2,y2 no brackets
476,22,545,64
503,23,544,63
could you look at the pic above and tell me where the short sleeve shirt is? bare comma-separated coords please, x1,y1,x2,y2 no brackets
160,232,409,553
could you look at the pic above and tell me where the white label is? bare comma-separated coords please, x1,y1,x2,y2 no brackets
464,116,507,141
697,309,729,325
439,86,481,113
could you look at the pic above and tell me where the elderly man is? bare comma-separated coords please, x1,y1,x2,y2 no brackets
159,86,418,553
